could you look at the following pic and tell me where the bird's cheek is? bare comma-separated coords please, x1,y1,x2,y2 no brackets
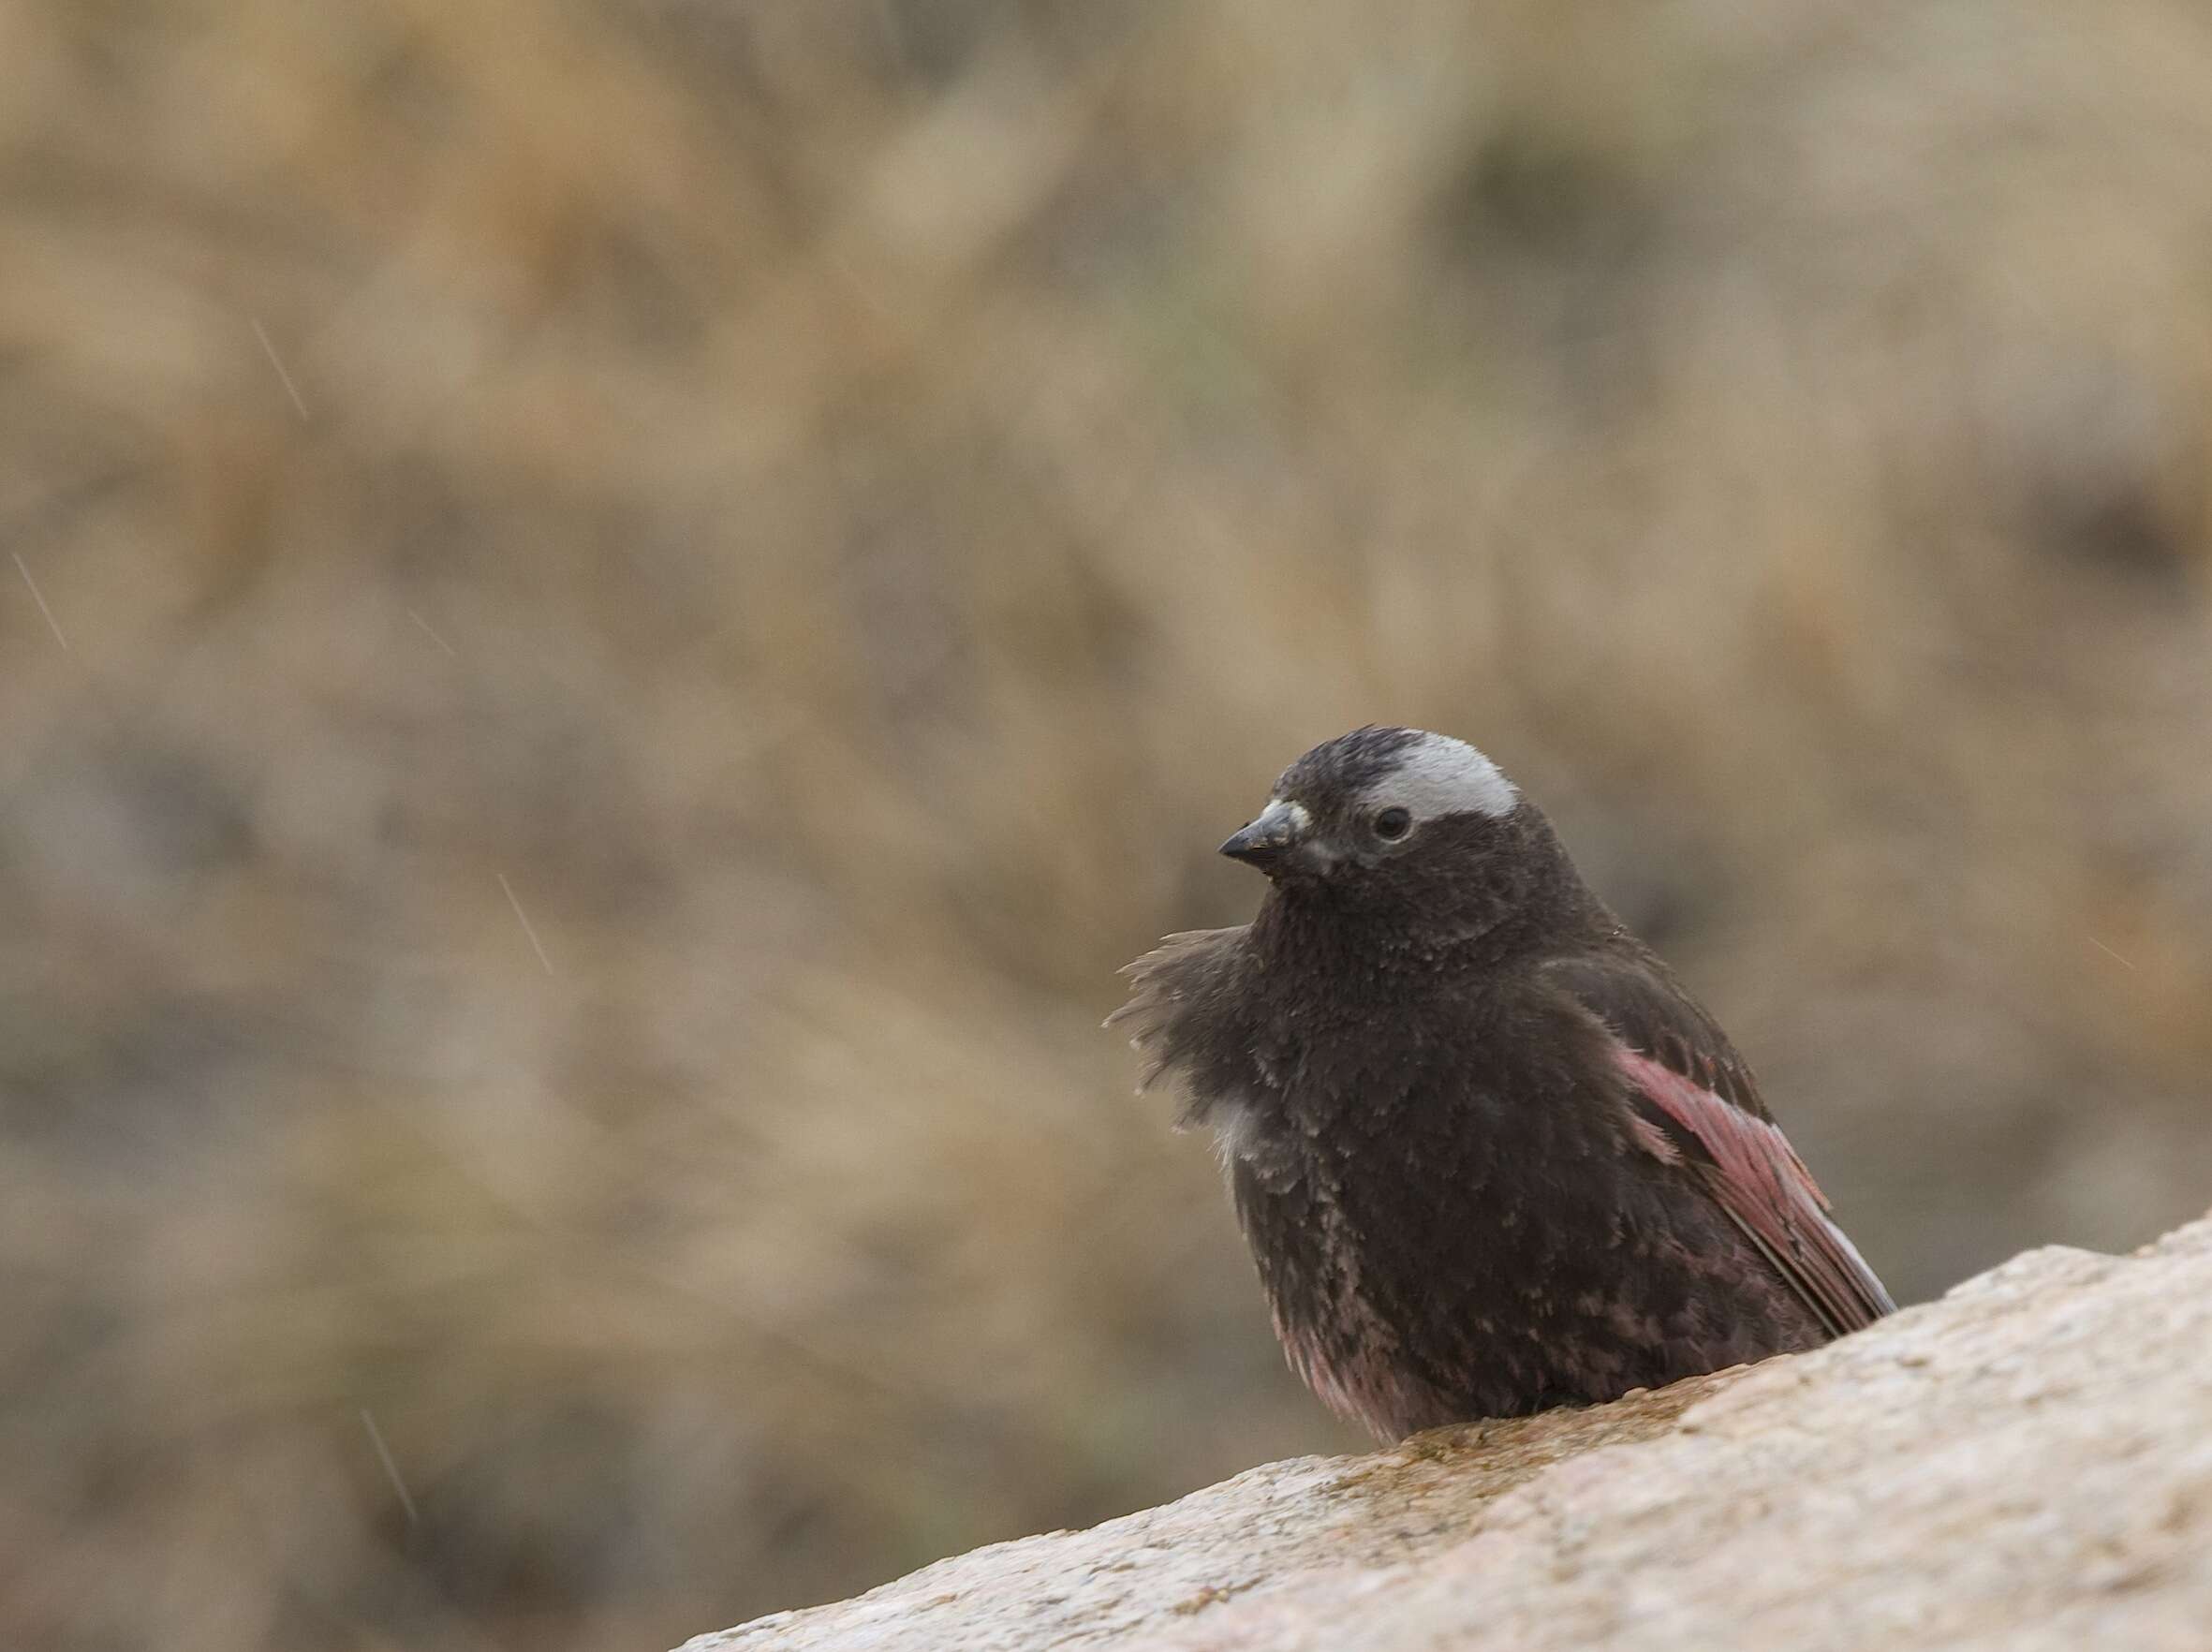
1289,839,1349,878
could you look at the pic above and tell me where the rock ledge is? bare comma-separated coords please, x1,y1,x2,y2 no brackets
681,1215,2212,1651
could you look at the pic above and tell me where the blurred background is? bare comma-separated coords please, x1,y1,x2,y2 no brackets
7,1,2212,1647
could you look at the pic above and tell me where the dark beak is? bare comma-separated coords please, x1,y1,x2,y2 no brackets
1219,798,1306,874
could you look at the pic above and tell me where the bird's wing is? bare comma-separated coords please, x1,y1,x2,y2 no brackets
1543,951,1895,1337
1107,926,1255,1128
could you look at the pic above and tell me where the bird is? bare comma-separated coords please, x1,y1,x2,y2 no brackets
1110,726,1893,1441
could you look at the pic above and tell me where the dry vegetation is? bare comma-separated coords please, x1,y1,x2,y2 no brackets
6,2,2212,1648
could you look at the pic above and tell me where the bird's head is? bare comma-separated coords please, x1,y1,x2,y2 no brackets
1220,727,1522,879
1219,727,1567,943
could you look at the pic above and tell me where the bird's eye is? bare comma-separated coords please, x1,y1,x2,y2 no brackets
1372,806,1413,841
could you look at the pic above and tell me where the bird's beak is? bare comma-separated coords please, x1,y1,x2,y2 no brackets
1219,799,1309,875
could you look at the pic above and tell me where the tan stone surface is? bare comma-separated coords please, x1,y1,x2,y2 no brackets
681,1215,2212,1651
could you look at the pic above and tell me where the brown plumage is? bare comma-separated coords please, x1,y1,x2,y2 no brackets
1112,726,1892,1439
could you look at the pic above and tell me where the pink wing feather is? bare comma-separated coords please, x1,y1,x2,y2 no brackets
1615,1045,1894,1335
